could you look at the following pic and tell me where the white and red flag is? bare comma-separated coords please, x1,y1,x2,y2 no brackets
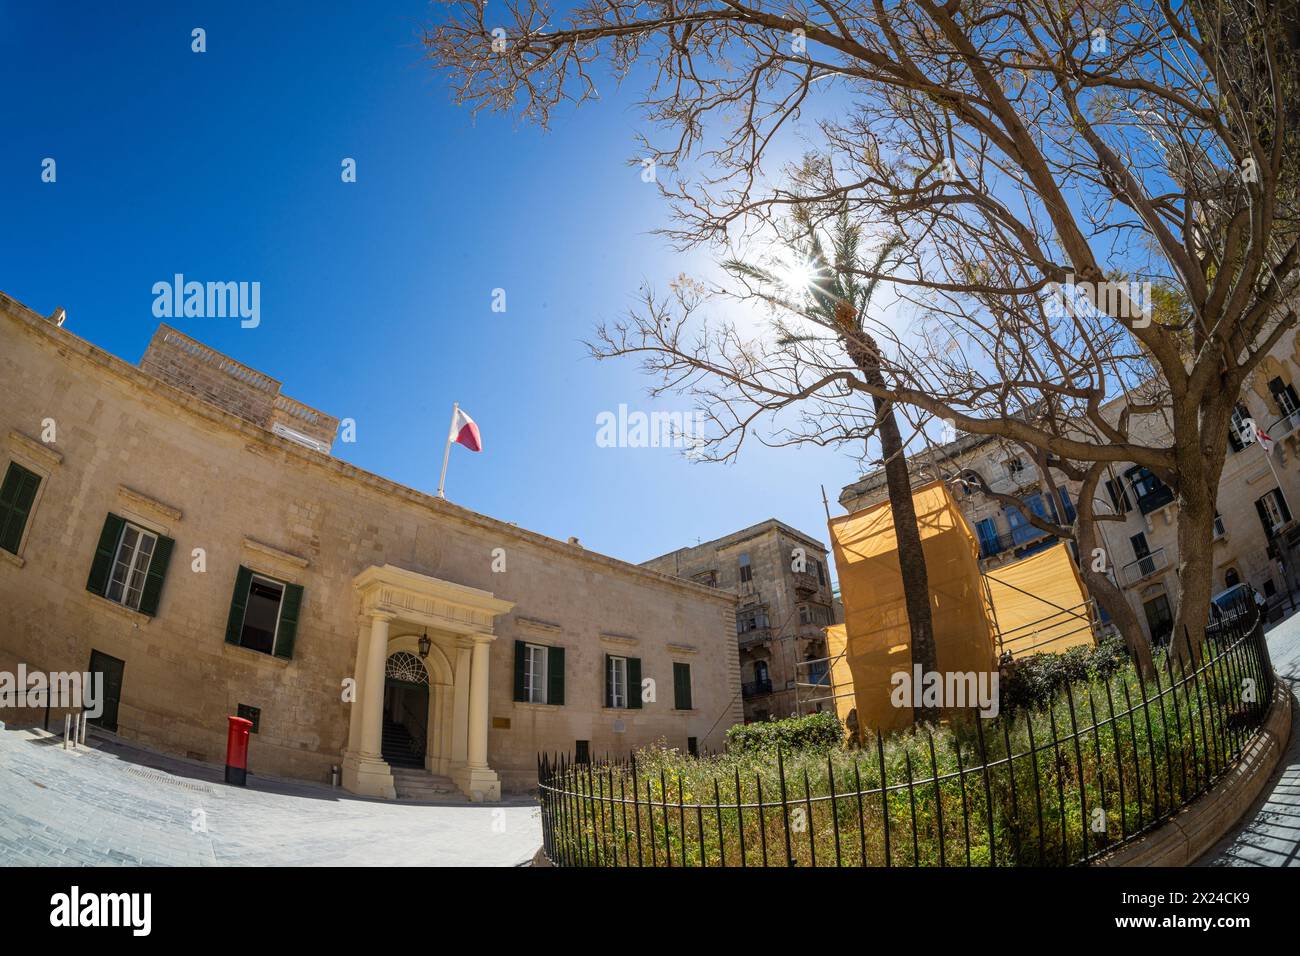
1257,427,1273,452
450,405,482,452
437,403,481,498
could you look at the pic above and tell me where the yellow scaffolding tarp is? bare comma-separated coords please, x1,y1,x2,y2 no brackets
829,480,997,734
828,481,1096,738
984,541,1097,659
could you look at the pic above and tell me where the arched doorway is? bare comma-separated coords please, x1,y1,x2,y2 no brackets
382,652,429,768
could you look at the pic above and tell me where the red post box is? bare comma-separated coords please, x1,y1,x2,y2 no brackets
225,715,253,786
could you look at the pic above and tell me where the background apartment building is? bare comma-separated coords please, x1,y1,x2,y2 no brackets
840,328,1300,649
642,520,838,722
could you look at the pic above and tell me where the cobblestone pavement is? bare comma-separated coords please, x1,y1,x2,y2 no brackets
1197,610,1300,867
0,729,541,866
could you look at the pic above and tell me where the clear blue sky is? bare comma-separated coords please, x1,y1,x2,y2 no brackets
0,1,863,566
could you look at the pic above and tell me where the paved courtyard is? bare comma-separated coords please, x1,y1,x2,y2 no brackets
0,728,541,866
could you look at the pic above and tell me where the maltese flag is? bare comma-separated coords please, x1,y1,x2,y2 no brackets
450,406,482,452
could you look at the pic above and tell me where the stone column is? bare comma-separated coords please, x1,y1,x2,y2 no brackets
451,633,501,801
341,610,397,800
467,636,491,769
344,619,370,756
450,641,472,768
360,611,394,757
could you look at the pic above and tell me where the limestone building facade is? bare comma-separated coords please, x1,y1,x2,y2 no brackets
641,520,836,722
0,292,743,800
839,327,1300,648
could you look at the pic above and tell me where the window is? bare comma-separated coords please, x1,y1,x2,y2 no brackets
1269,377,1300,417
524,643,548,703
736,607,769,633
224,565,303,659
1255,489,1293,539
798,604,811,625
1225,568,1241,589
1228,403,1253,452
605,654,641,709
1126,465,1173,514
813,557,826,586
85,513,175,617
512,642,564,705
1104,477,1132,515
1213,511,1226,539
575,740,590,764
975,517,1001,557
107,524,157,610
0,462,41,555
688,736,698,757
1006,457,1025,475
738,552,752,583
673,661,693,710
237,703,261,734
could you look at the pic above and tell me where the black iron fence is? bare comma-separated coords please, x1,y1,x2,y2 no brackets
538,606,1275,867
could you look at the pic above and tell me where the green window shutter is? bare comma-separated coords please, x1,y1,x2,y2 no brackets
273,583,304,660
604,654,613,708
137,534,174,617
513,640,528,702
548,646,565,706
674,662,692,710
628,656,642,709
0,463,40,555
225,565,254,645
86,513,125,597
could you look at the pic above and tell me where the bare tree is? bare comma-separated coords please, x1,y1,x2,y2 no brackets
427,0,1300,661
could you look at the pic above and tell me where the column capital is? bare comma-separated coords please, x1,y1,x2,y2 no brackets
370,610,398,623
469,631,496,644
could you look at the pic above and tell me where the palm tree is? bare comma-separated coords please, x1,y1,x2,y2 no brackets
723,205,939,723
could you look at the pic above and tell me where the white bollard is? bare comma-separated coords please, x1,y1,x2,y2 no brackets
79,711,87,745
63,714,71,749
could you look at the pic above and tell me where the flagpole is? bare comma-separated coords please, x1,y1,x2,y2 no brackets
437,402,457,499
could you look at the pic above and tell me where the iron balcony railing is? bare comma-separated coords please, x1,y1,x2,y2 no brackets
1121,548,1169,586
538,602,1273,867
741,678,773,698
1269,408,1300,441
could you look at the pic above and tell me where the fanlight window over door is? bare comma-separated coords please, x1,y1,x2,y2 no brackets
385,651,429,686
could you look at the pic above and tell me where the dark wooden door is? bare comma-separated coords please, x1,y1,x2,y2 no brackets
88,649,125,731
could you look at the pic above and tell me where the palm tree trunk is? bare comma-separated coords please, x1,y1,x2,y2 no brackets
847,331,940,724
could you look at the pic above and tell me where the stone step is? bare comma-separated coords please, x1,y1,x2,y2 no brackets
390,768,460,800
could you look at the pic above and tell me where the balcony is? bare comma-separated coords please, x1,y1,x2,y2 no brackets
1270,408,1300,442
1121,548,1168,586
1135,484,1175,516
791,571,820,597
742,678,774,698
737,627,772,649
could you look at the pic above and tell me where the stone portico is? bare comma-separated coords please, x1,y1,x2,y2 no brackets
341,565,514,802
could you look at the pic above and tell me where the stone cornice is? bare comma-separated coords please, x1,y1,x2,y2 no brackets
354,564,515,636
514,616,563,634
7,429,62,470
119,485,183,524
0,291,735,608
242,537,310,571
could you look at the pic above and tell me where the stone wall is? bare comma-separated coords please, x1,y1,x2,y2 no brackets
0,293,742,792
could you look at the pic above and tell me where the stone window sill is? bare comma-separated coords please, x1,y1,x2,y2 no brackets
221,641,290,668
513,701,562,712
670,709,699,716
0,550,25,569
88,592,151,625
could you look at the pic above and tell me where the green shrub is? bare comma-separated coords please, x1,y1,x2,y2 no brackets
998,634,1129,714
725,710,843,754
